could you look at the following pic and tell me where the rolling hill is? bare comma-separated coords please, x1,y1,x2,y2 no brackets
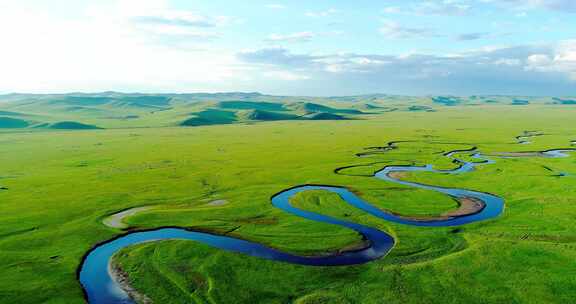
0,92,574,130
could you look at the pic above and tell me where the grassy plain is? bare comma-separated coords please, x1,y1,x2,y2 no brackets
1,101,576,303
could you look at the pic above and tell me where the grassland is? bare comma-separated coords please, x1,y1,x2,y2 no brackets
0,94,575,303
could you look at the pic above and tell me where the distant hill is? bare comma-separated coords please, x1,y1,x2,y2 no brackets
0,110,27,117
352,103,380,111
553,98,576,105
283,102,362,114
432,96,462,106
0,117,29,128
46,121,102,130
217,101,286,112
236,109,299,121
301,112,348,120
179,103,355,126
0,92,572,130
180,109,237,127
511,99,530,105
407,105,435,112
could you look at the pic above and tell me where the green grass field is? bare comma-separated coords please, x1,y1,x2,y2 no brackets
1,94,575,303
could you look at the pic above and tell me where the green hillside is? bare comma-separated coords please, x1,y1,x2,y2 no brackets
0,93,575,131
0,117,29,128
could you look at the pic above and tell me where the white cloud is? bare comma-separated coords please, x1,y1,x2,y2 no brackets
0,0,243,93
87,1,232,43
266,4,286,9
266,32,316,43
455,32,490,41
383,1,472,16
525,40,576,79
305,8,338,17
379,20,435,39
263,71,310,81
486,0,576,13
494,58,522,66
132,13,230,28
382,6,402,14
237,43,576,95
415,0,472,15
527,54,553,66
1,0,575,95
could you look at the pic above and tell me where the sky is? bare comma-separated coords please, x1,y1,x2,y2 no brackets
0,0,575,96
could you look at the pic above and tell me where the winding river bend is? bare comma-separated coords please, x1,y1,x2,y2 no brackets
78,144,574,304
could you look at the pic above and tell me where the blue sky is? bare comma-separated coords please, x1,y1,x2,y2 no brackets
0,0,575,96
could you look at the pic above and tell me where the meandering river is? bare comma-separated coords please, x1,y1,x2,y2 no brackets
78,144,574,304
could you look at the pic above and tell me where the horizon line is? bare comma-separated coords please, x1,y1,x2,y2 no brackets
1,91,574,99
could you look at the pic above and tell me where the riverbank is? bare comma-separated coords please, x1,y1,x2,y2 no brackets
109,261,152,304
103,206,155,229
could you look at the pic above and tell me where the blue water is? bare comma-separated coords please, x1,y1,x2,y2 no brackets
542,149,576,158
79,149,511,304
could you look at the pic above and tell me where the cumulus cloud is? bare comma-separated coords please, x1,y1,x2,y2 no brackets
238,48,319,67
525,40,576,79
379,20,435,39
237,43,576,95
